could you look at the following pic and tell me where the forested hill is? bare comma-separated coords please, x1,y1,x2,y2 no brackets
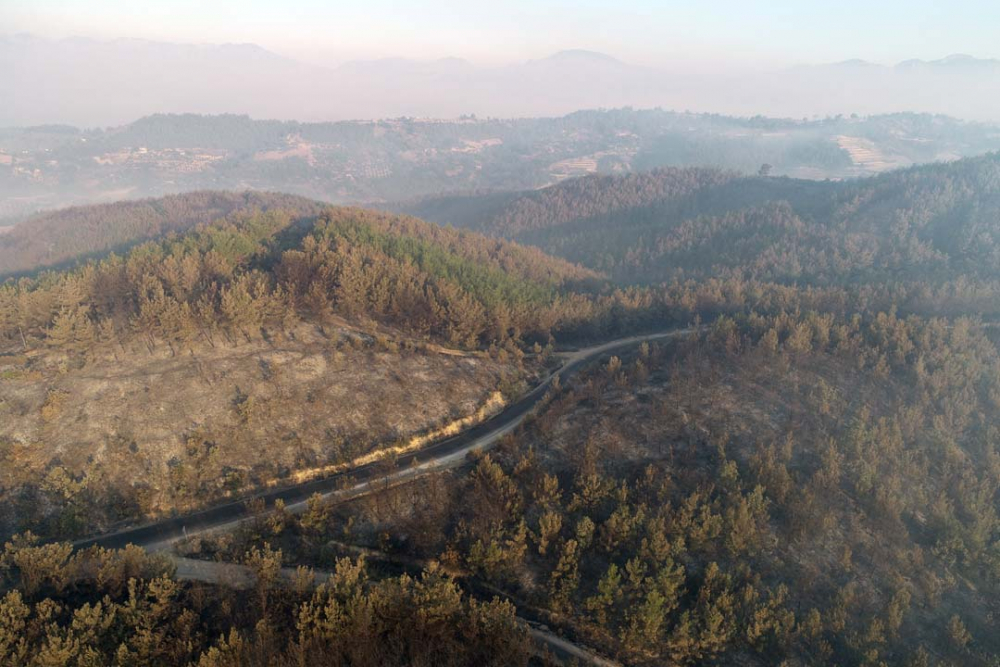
0,197,621,356
0,199,627,541
0,191,327,277
400,153,1000,287
399,168,742,236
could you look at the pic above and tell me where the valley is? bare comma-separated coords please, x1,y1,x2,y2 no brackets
4,110,1000,223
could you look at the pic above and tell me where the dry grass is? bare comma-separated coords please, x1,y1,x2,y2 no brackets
0,321,524,519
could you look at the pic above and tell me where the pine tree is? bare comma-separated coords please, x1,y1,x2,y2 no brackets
622,588,669,655
585,563,623,627
300,494,330,535
947,614,971,650
548,539,581,612
0,591,30,664
46,306,95,352
536,511,562,556
244,543,283,616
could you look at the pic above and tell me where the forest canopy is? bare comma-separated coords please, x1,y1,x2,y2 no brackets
403,152,1000,296
0,202,616,355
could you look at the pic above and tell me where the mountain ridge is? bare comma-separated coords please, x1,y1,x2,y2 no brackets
6,33,1000,125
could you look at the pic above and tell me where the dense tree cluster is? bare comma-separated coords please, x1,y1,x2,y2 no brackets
412,152,1000,304
6,191,1000,549
0,202,611,355
0,198,744,545
0,535,529,666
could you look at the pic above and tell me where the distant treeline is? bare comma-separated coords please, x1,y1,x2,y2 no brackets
404,153,1000,317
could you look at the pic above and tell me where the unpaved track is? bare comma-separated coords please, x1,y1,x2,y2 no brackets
73,328,692,553
169,555,621,667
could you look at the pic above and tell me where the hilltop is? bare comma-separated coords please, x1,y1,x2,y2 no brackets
0,190,325,276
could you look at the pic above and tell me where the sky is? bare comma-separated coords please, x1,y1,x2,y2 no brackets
3,0,1000,68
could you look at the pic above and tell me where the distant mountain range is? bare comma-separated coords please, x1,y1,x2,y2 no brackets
814,54,1000,71
4,34,1000,126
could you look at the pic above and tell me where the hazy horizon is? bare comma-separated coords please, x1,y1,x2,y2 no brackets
5,30,1000,128
6,0,1000,70
5,1,1000,127
5,30,997,74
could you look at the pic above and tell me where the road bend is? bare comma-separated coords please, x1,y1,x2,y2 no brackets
63,330,694,665
72,328,694,553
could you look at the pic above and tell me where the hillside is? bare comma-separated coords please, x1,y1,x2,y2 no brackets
0,197,611,541
0,191,326,277
402,154,1000,299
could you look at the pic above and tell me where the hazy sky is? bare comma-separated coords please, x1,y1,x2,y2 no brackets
4,0,999,68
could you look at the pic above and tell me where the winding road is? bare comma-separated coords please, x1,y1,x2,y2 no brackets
73,327,693,553
65,328,696,666
55,320,998,664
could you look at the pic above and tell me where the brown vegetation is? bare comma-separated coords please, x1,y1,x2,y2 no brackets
0,535,530,666
221,310,1000,665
